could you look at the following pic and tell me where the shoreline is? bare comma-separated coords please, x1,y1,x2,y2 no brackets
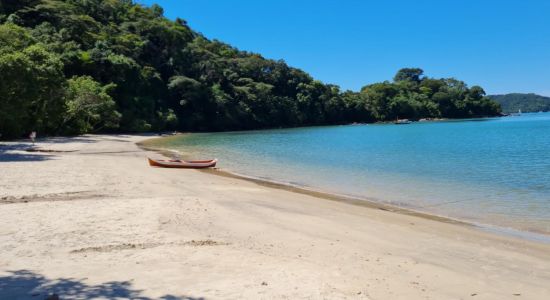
138,136,473,226
138,135,550,244
2,134,550,299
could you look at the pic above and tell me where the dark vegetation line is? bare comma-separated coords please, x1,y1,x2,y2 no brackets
0,0,502,140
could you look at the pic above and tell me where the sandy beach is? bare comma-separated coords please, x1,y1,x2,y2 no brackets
1,134,549,299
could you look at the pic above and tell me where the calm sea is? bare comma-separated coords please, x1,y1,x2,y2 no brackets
152,113,550,239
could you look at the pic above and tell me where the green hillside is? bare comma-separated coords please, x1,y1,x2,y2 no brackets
488,93,550,113
0,0,501,139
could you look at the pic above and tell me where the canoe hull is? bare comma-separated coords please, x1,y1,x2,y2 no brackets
148,158,217,169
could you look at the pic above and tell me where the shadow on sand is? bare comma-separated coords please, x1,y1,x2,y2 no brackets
0,270,204,300
0,143,55,162
0,153,55,162
0,136,97,162
41,134,156,144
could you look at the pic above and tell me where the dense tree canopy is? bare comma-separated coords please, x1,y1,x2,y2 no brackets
0,0,501,139
488,93,550,113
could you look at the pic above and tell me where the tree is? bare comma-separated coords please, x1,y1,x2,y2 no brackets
61,76,121,134
489,93,549,113
393,68,424,83
469,86,486,100
0,1,502,139
0,24,65,138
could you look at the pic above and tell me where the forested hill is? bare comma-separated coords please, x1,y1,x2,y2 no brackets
0,0,501,139
488,93,550,113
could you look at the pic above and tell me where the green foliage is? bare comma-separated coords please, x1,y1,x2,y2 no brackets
0,24,66,138
393,68,424,83
0,1,502,140
360,69,501,120
0,22,33,53
62,76,121,134
488,93,550,113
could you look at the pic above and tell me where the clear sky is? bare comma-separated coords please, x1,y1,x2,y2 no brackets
137,0,550,95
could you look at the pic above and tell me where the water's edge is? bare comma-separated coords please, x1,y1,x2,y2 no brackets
137,135,550,244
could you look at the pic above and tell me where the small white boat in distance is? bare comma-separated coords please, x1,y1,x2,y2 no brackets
510,109,522,117
394,118,412,124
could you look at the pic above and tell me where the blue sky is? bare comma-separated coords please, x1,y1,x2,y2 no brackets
138,0,550,95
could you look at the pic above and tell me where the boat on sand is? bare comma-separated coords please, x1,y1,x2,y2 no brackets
148,157,217,169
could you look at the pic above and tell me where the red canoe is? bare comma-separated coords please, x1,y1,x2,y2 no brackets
148,157,217,169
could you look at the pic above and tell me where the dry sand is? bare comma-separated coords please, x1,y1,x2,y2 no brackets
1,134,549,300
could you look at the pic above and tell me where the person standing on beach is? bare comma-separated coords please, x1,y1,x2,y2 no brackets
29,131,36,145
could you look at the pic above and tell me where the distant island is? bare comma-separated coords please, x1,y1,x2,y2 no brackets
488,93,550,113
0,1,501,139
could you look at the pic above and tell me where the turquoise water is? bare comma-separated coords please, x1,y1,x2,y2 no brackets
158,113,550,236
